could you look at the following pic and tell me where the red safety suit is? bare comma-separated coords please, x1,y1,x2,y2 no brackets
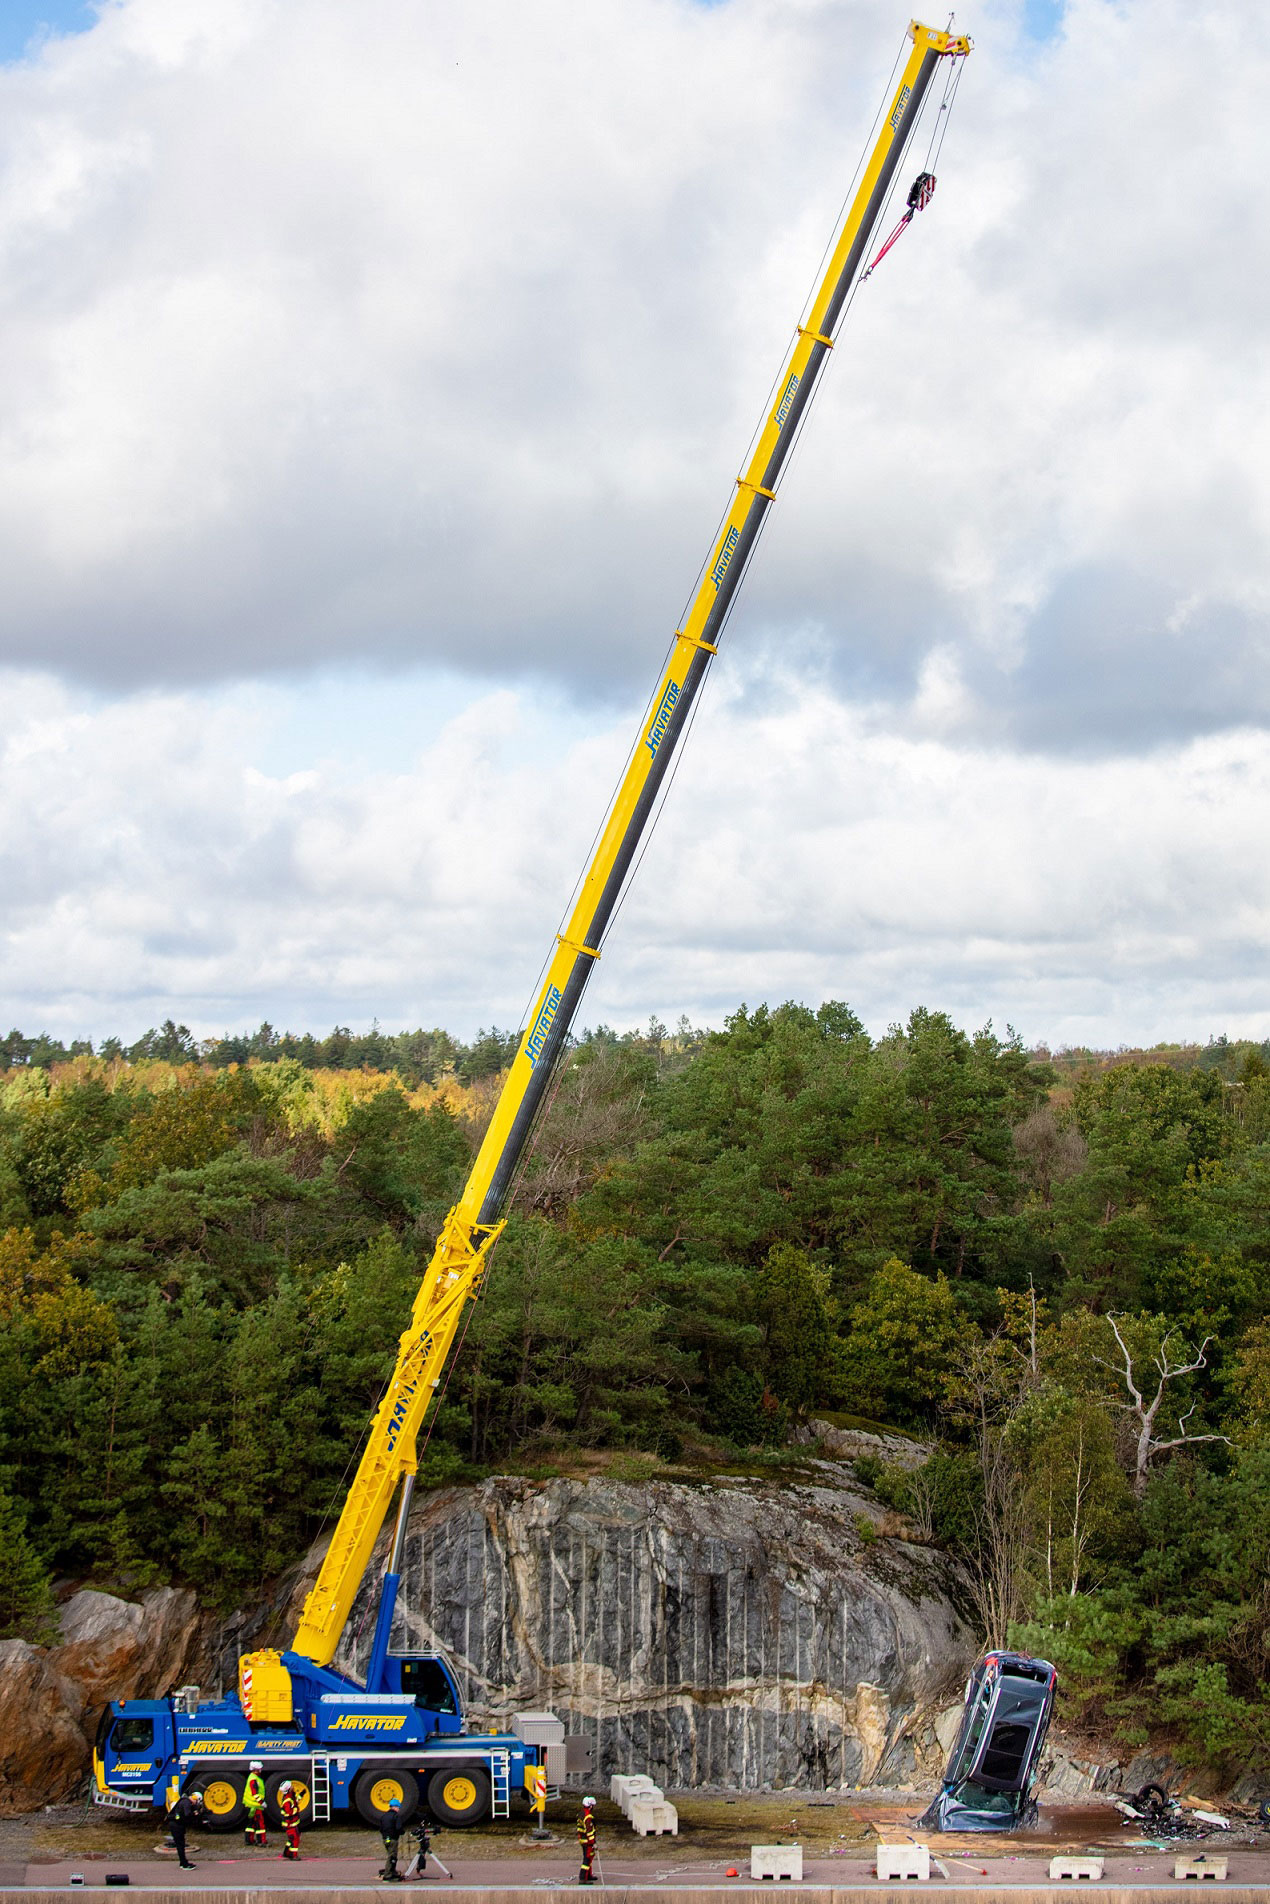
577,1807,597,1885
280,1790,301,1861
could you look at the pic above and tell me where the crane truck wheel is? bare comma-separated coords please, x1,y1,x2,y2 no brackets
264,1770,313,1828
426,1766,491,1827
189,1770,247,1832
354,1768,420,1829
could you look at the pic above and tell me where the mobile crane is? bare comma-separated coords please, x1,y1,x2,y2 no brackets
93,17,971,1834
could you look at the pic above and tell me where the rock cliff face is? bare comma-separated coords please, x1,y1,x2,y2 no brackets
0,1464,977,1811
340,1465,977,1791
0,1586,207,1816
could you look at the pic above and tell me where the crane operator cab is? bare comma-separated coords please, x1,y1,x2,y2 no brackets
387,1655,461,1721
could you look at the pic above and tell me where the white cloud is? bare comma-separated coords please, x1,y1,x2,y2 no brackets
3,663,1269,1049
0,0,1265,747
0,0,1267,1046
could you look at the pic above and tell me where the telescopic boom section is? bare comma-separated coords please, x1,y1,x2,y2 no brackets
289,18,971,1669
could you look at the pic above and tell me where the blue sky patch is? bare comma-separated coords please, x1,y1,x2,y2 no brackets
0,0,96,62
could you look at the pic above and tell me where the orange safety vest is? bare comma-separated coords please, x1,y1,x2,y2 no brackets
578,1812,596,1850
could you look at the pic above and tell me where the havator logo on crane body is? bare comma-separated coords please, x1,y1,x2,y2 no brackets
385,1369,422,1451
645,680,681,757
775,372,800,430
710,525,739,590
331,1715,407,1733
526,986,562,1068
889,83,911,129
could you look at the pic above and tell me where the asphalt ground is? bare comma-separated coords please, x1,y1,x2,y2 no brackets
1,1796,1265,1894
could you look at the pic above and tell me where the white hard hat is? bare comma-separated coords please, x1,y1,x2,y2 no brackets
583,1795,596,1808
279,1781,293,1795
249,1760,263,1771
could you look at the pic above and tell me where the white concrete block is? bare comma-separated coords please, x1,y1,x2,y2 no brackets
612,1774,657,1812
1175,1857,1227,1881
876,1843,930,1881
1049,1857,1104,1881
628,1796,677,1836
750,1844,803,1880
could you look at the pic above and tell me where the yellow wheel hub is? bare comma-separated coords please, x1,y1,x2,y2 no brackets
201,1779,239,1816
290,1780,311,1811
371,1777,406,1813
442,1775,476,1813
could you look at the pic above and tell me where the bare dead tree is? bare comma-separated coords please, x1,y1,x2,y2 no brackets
1099,1316,1230,1498
949,1336,1031,1648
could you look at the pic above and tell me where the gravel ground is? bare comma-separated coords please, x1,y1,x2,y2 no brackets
1,1793,1263,1883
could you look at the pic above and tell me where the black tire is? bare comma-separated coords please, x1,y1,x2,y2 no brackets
1258,1799,1270,1827
354,1767,420,1829
190,1769,246,1832
427,1765,491,1827
264,1769,314,1830
1137,1783,1171,1810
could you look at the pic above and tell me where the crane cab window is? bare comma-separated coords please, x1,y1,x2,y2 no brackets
399,1659,457,1714
110,1717,155,1753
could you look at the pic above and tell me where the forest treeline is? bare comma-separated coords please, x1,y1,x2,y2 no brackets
0,1019,523,1084
3,1001,1270,1779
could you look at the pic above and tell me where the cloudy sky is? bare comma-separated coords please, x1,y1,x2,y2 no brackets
1,0,1267,1051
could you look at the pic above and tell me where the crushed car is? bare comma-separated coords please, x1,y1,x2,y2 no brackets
920,1650,1057,1832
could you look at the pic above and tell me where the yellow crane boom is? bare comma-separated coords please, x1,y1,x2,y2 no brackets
287,17,971,1672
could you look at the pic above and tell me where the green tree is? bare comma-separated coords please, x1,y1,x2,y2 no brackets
837,1258,969,1426
0,1488,58,1642
750,1243,836,1420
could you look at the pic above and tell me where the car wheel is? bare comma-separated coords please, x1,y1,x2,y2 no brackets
190,1770,246,1832
354,1768,420,1829
427,1766,491,1827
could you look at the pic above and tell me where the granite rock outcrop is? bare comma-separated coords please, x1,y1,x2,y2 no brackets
341,1464,977,1791
0,1586,209,1814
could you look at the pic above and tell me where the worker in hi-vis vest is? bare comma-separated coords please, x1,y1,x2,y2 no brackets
244,1760,268,1846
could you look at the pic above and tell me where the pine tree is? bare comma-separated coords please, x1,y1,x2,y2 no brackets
0,1488,59,1644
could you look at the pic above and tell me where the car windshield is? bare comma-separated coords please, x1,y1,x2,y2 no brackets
953,1781,1021,1816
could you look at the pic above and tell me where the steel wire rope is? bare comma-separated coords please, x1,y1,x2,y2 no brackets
709,33,910,560
505,29,916,1043
447,31,955,1287
590,44,928,948
922,43,965,174
601,48,966,949
651,29,910,675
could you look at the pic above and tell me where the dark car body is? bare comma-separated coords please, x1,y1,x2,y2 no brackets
921,1651,1057,1832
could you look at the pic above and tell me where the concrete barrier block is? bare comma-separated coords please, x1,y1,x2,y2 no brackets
750,1844,803,1880
629,1796,677,1836
1175,1857,1228,1881
876,1843,930,1881
1049,1857,1104,1881
613,1774,657,1813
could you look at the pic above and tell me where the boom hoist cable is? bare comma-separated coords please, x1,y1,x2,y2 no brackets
277,16,973,1681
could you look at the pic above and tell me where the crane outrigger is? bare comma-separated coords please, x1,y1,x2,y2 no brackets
94,18,971,1833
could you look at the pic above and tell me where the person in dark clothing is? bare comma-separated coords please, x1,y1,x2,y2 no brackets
165,1789,204,1870
380,1798,405,1882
